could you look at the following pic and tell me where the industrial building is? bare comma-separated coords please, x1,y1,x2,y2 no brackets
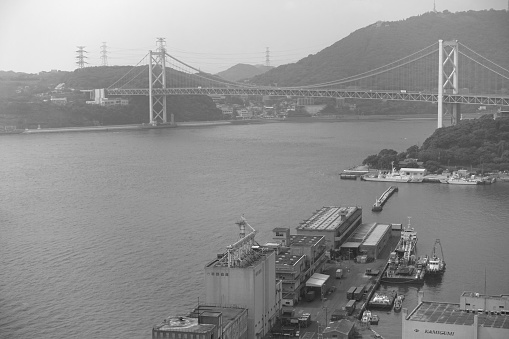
296,206,362,250
152,306,248,339
402,291,509,339
271,228,327,306
322,319,355,338
204,218,282,339
339,223,392,260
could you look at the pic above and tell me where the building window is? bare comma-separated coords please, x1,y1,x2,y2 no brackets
225,273,228,276
221,273,224,276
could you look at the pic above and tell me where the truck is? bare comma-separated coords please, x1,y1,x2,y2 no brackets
347,286,357,300
335,268,343,279
330,309,347,321
345,300,356,315
354,285,365,301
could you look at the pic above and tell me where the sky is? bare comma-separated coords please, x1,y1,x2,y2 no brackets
0,0,507,74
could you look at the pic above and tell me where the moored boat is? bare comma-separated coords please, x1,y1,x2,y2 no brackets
425,239,446,275
370,314,379,325
343,165,375,175
362,162,410,182
447,177,480,185
393,295,403,312
368,291,396,309
380,218,425,284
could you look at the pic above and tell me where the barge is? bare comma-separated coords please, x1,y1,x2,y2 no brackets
371,186,398,212
368,291,396,309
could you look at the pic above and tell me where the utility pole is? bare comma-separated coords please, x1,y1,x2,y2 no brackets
265,47,270,67
76,46,88,69
100,42,108,66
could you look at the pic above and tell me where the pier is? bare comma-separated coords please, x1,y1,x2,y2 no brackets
372,186,398,212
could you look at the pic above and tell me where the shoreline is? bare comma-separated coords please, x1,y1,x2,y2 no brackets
4,114,438,135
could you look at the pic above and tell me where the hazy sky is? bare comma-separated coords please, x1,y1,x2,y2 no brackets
0,0,506,74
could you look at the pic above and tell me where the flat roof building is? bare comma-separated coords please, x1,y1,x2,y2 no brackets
153,306,248,339
296,206,362,250
402,291,509,339
272,229,327,306
340,223,391,260
205,219,281,339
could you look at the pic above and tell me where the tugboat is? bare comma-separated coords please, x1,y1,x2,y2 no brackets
425,239,446,275
393,295,403,312
372,199,382,212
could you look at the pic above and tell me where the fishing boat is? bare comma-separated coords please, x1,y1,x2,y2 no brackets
425,239,446,275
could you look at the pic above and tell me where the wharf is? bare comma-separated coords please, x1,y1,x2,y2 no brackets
371,186,398,212
274,235,400,339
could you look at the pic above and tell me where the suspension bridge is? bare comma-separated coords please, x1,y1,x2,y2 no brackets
103,39,509,128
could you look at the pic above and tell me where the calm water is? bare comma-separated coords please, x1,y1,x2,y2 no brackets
1,120,508,339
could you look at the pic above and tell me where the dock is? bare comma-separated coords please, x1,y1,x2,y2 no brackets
371,186,398,212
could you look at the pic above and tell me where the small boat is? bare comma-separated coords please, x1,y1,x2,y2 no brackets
393,295,403,312
343,165,374,175
370,314,379,325
447,173,480,185
372,199,382,212
362,310,372,323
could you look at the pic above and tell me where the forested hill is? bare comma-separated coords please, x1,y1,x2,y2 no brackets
216,64,273,82
250,10,509,87
362,116,509,173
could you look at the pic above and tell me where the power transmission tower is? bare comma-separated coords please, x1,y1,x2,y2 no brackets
76,46,88,69
156,37,166,53
100,42,108,66
265,47,270,67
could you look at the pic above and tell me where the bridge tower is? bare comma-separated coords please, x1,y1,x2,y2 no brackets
438,40,459,128
148,38,173,125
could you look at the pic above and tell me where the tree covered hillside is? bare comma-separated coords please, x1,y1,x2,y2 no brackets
251,10,509,87
363,116,509,173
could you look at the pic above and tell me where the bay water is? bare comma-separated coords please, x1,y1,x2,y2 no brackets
1,119,508,338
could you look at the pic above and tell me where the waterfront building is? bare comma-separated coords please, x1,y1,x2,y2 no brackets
402,291,509,339
204,219,282,339
340,223,392,260
296,206,362,251
152,306,248,339
272,228,327,306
